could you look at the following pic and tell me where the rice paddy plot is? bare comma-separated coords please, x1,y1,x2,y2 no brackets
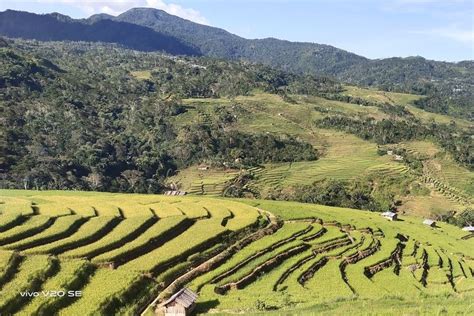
0,197,33,215
58,269,145,316
92,216,189,265
119,218,228,274
0,255,56,314
0,215,53,246
24,216,119,255
190,222,312,290
175,201,210,219
34,203,73,216
147,202,184,217
21,259,92,315
0,213,23,232
61,216,155,259
254,131,391,190
4,215,86,250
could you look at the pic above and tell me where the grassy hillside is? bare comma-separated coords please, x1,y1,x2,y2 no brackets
0,190,472,315
171,88,473,217
1,39,472,219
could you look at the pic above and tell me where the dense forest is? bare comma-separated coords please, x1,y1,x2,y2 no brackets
0,39,472,208
1,8,472,120
0,40,323,192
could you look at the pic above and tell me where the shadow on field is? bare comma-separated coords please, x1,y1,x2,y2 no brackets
195,299,220,314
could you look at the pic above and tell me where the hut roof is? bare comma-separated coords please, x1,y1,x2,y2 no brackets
162,288,198,309
423,219,436,226
462,226,474,232
381,211,396,217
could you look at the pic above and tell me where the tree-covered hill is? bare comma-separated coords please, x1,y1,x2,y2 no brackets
0,39,472,222
0,40,332,192
0,10,199,55
0,8,472,119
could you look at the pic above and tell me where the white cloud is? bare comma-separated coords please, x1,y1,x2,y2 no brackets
412,25,474,44
35,0,210,25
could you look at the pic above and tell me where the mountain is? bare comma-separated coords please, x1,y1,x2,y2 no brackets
102,8,369,75
0,9,472,119
0,10,199,55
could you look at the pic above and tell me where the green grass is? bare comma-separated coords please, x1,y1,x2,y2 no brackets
0,215,53,246
24,216,119,255
5,215,85,250
92,216,188,264
58,269,144,316
0,255,56,313
61,216,155,259
21,259,92,315
0,190,472,315
119,218,228,273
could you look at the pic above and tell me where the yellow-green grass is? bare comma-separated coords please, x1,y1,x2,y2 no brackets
342,85,421,106
342,85,471,127
253,130,394,191
0,255,55,313
4,215,85,250
399,193,465,218
0,196,33,215
0,215,53,246
210,294,474,315
0,213,23,232
21,259,91,315
58,269,144,316
196,199,474,314
190,222,312,290
24,216,118,255
400,140,473,198
248,200,472,252
0,249,15,274
92,215,188,264
61,216,155,259
167,166,239,196
119,218,228,273
424,154,474,197
0,190,472,315
212,200,261,231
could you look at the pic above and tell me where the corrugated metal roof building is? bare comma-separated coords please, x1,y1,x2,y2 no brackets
159,288,198,316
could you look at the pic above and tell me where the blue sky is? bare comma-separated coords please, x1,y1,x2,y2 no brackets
1,0,473,61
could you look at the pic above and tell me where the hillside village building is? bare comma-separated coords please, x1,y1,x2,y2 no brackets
462,226,474,232
159,288,198,316
423,219,436,227
381,211,397,221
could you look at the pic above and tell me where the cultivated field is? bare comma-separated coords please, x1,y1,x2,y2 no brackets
0,190,472,315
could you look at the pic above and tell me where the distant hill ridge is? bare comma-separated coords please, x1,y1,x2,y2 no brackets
0,8,472,119
0,9,199,55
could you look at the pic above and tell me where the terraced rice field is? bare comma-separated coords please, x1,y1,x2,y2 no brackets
167,166,239,196
252,131,399,190
0,190,472,315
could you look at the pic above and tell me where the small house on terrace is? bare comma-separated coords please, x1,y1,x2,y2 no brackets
423,219,436,227
381,211,397,221
462,226,474,232
158,288,198,316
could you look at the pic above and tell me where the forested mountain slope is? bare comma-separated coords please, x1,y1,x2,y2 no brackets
1,39,472,220
0,9,472,119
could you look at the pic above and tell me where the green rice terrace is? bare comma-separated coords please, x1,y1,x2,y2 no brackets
0,190,473,315
168,90,473,217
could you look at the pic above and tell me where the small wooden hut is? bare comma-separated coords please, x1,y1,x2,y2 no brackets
462,226,474,232
423,219,436,227
381,211,397,221
159,288,198,316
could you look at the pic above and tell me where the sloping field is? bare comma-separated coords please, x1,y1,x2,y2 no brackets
0,190,472,315
253,130,396,190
